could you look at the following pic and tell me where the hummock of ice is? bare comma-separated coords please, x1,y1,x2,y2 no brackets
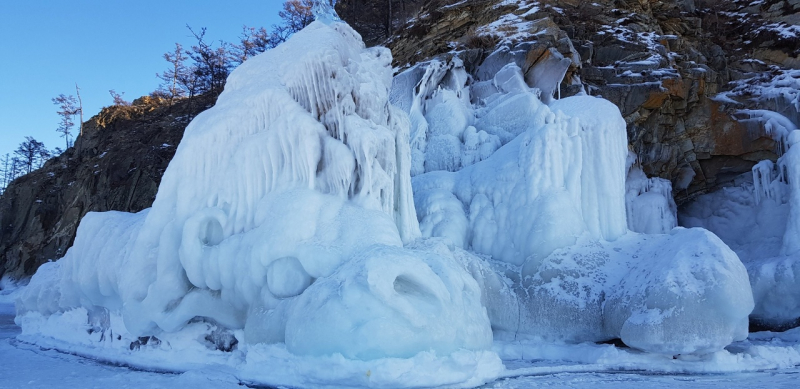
15,13,759,388
682,128,800,329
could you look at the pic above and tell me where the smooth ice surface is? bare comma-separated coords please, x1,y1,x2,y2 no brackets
603,229,753,354
284,241,492,360
6,301,800,389
498,229,752,352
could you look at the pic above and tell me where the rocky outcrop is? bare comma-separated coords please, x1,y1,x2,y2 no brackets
376,0,800,203
0,95,216,279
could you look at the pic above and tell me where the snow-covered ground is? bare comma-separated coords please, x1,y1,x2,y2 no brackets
0,302,242,389
3,299,800,388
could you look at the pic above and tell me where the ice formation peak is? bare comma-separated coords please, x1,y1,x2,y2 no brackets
312,0,340,24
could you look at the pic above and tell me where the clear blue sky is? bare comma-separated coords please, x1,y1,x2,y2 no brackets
0,0,284,159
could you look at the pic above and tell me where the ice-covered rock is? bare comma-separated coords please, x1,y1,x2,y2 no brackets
499,229,753,352
411,75,752,353
312,0,340,25
283,242,492,360
16,10,762,380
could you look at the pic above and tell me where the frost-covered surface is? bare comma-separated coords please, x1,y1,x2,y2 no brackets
719,68,800,136
476,1,541,45
12,10,771,389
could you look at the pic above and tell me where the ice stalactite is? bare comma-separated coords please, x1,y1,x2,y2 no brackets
625,153,678,235
738,109,799,155
781,131,800,256
550,96,628,241
753,160,779,205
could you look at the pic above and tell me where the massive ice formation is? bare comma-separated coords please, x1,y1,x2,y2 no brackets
407,63,629,264
18,21,499,361
16,14,757,379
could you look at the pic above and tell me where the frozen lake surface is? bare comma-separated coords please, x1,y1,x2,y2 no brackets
2,302,799,389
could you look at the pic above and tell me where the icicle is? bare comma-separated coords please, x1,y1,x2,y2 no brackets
558,79,561,100
752,160,776,205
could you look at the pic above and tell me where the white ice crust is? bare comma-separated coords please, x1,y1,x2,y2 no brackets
15,15,760,388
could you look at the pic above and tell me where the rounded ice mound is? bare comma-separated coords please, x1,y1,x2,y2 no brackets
284,244,492,360
604,228,753,355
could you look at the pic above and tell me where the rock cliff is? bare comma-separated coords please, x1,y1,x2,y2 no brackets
0,95,215,279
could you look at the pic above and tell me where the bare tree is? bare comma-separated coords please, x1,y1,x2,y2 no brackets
1,154,24,193
185,25,232,94
35,147,51,170
231,25,273,65
15,137,48,175
157,43,189,102
52,94,80,149
0,153,12,192
109,90,131,106
75,83,84,137
280,0,316,34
